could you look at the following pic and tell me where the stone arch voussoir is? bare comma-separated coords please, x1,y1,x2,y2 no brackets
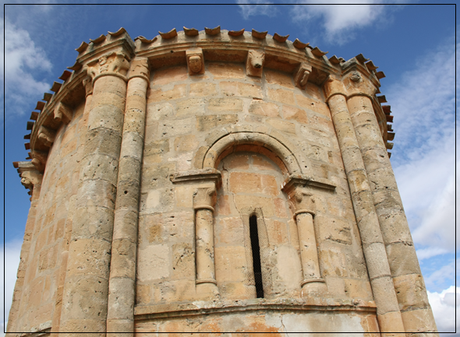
199,130,311,176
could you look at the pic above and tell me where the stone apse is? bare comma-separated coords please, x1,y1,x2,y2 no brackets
8,27,438,336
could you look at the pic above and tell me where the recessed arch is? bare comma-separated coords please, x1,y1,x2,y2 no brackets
200,131,310,176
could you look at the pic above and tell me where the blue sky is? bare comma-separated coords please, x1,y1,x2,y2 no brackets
1,1,457,334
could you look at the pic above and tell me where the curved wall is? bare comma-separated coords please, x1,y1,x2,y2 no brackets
8,27,436,336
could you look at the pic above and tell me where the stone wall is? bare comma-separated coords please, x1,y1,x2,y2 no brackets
8,27,437,336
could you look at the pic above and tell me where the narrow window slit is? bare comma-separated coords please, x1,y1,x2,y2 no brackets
249,215,264,298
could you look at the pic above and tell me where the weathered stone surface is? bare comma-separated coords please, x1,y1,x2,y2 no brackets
9,28,436,336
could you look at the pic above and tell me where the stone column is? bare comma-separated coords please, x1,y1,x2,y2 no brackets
194,185,219,298
7,163,42,333
345,71,438,334
59,52,130,335
292,187,327,295
324,77,405,335
106,58,149,335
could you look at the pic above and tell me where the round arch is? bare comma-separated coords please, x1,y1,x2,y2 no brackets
199,131,309,176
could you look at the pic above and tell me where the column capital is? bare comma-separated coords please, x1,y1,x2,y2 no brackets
342,68,379,99
85,51,131,84
128,57,150,83
323,75,347,102
193,185,217,211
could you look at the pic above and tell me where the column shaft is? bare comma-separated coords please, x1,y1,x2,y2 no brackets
107,73,149,334
347,95,438,333
195,208,216,283
59,74,126,335
296,212,322,282
327,93,405,334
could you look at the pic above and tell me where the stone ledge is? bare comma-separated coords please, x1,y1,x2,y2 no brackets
134,298,377,320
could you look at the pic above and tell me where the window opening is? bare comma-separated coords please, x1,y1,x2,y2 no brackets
249,215,264,298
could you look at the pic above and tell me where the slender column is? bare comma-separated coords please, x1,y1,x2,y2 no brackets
59,52,130,335
346,72,438,333
106,58,149,335
292,187,327,295
7,163,42,333
324,77,405,336
194,185,219,298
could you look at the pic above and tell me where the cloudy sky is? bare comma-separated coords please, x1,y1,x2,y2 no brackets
1,1,457,335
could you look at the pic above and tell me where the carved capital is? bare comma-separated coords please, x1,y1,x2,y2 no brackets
323,75,347,102
193,186,217,211
291,187,316,217
128,58,150,82
86,51,131,83
343,69,378,99
246,49,265,77
294,63,312,89
186,48,205,75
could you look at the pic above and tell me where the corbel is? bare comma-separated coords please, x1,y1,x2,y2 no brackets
294,63,312,89
31,150,48,173
246,49,265,78
54,101,72,125
37,126,56,148
14,161,43,198
186,48,205,75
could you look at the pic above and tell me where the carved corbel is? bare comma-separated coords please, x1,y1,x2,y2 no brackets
246,49,265,77
15,161,43,198
193,185,217,211
54,102,72,125
31,150,48,173
294,63,312,89
82,75,93,97
186,48,205,75
38,126,56,147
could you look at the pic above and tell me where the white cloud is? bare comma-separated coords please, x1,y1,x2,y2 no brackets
4,22,52,115
1,240,23,334
237,0,278,20
388,41,455,259
290,1,387,44
428,286,459,333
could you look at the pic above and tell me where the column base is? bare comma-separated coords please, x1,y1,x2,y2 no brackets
196,281,219,300
301,279,327,297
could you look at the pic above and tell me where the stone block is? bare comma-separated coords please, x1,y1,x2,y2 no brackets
196,114,238,132
208,62,245,78
174,134,198,153
149,84,186,103
151,66,188,85
215,246,250,283
207,97,243,112
176,98,206,117
400,308,438,332
216,216,245,246
87,103,124,132
190,82,217,97
344,278,373,300
66,238,112,278
371,276,401,315
376,310,406,333
249,100,280,117
137,244,171,282
84,127,122,159
266,118,296,134
265,69,294,88
267,88,295,105
282,105,308,124
296,94,331,118
158,117,194,138
171,242,195,279
386,242,421,277
393,273,430,311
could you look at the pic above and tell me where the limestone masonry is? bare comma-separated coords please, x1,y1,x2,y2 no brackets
8,27,438,336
